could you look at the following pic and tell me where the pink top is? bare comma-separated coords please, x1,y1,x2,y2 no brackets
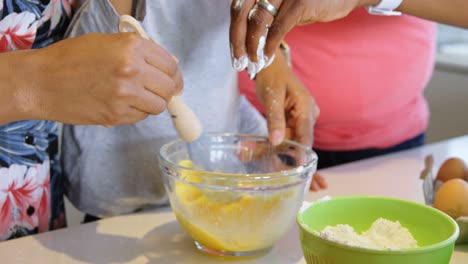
239,8,436,151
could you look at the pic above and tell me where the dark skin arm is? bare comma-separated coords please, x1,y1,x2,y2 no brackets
230,0,468,74
397,0,468,28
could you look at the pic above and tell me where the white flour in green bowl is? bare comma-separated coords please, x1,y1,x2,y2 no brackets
319,218,418,250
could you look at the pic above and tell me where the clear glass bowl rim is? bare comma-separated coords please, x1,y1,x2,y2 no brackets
159,133,318,183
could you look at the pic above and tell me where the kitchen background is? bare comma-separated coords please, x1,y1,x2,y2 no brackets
426,24,468,143
64,23,468,226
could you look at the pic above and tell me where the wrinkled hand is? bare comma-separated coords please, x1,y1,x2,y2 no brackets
28,33,183,126
255,49,319,146
230,0,369,75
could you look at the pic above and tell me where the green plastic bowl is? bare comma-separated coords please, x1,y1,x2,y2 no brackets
297,196,459,264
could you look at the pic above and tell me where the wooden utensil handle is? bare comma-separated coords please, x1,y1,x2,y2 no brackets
166,96,202,142
119,15,149,38
118,15,203,142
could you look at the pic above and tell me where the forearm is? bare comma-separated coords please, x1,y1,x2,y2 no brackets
0,50,40,124
361,0,468,28
398,0,468,28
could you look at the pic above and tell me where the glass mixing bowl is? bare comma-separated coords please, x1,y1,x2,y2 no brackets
159,133,317,257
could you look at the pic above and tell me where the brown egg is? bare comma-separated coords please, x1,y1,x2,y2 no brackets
433,179,468,219
436,157,468,182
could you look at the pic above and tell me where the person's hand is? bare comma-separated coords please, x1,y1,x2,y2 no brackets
23,33,183,126
236,139,327,191
230,0,373,75
254,51,326,191
255,49,319,146
310,172,327,191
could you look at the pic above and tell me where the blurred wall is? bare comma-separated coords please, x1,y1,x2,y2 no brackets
425,57,468,143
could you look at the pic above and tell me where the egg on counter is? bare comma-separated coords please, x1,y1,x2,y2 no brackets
433,179,468,219
436,157,468,182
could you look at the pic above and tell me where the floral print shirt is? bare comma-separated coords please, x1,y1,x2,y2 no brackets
0,0,74,240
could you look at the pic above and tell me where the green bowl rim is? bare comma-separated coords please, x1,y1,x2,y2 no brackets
296,195,460,255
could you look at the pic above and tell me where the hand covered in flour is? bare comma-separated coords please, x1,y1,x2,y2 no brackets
10,33,183,126
230,0,366,77
255,49,319,147
253,51,324,191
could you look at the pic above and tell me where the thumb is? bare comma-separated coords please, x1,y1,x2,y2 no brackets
262,86,287,146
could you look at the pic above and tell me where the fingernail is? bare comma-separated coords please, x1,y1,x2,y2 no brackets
271,129,284,146
233,0,244,11
172,55,179,63
248,60,258,79
233,55,248,72
265,54,276,68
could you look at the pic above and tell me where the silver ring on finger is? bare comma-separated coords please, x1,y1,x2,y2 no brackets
255,0,278,18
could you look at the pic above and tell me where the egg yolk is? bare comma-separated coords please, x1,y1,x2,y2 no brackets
173,160,299,252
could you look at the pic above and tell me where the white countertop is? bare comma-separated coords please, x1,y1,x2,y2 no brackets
1,136,468,264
